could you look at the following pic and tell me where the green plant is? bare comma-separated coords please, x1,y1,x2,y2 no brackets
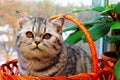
63,2,120,80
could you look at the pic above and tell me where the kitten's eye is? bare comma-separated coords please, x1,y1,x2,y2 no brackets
26,31,33,38
43,33,51,39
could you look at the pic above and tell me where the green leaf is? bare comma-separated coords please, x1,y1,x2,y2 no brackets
111,21,120,29
110,4,116,9
82,23,110,42
103,35,120,44
100,9,112,16
114,59,120,80
72,6,106,13
64,30,83,44
104,1,111,9
114,2,120,14
72,9,85,13
72,8,90,13
91,6,106,12
64,24,92,44
62,20,95,32
62,25,77,32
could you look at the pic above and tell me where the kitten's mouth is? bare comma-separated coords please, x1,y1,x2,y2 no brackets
32,46,42,51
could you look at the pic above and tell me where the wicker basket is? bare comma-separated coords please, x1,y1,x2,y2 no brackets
0,15,116,80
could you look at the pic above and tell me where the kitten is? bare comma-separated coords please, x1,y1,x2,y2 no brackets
15,11,92,77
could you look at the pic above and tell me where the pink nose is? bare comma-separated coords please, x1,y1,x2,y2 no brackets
35,41,40,45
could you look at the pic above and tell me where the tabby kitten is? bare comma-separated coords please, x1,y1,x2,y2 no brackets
15,11,92,77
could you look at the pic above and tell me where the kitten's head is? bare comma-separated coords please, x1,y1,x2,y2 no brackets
16,11,65,59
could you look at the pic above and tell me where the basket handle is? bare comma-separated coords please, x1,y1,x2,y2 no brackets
49,14,99,73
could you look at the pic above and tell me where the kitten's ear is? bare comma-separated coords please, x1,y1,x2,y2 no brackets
16,11,29,29
51,16,65,34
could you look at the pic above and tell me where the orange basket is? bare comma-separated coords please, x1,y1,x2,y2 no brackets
0,15,116,80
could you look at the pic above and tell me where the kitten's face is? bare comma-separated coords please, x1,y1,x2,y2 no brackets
16,12,64,59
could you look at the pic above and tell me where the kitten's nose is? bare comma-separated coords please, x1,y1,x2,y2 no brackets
35,41,40,45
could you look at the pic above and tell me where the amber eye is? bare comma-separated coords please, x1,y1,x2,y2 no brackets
26,31,33,38
43,33,52,39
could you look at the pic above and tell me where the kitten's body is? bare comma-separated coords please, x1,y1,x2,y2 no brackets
16,12,92,77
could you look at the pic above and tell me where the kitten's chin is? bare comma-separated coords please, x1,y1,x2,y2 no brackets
32,48,42,54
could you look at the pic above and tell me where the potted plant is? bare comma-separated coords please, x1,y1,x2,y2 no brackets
63,2,120,80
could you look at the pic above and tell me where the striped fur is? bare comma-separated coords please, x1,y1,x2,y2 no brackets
15,12,92,77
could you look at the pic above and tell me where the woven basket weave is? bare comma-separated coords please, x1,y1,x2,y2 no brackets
0,15,116,80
